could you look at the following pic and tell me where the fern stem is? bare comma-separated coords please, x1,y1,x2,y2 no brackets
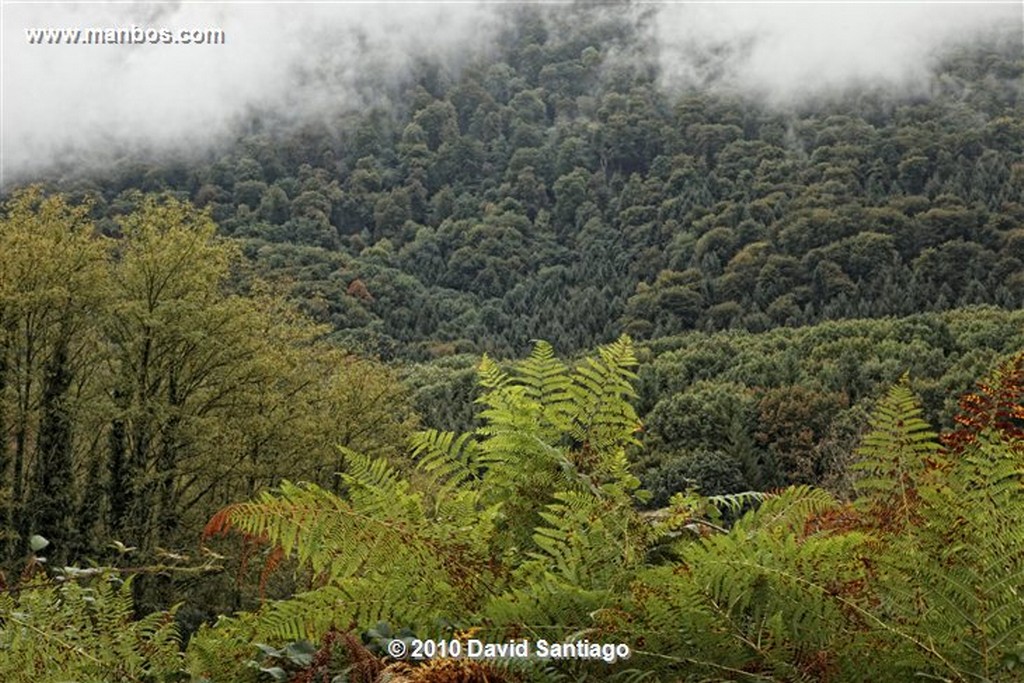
725,559,968,682
4,611,104,665
629,648,777,680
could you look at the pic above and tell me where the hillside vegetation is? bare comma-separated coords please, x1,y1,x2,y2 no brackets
1,4,1023,682
42,6,1023,360
4,331,1024,682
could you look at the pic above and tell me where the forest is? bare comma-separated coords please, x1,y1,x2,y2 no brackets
1,3,1023,681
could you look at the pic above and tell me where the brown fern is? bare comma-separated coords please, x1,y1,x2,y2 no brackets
942,352,1024,453
377,658,515,683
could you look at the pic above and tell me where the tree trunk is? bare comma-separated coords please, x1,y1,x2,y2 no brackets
32,339,74,565
107,389,129,537
11,335,33,562
0,332,10,560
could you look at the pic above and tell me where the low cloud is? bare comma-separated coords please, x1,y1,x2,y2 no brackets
2,2,1020,187
649,2,1021,102
2,1,501,185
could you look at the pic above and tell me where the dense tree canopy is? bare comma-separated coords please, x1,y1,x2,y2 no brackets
0,189,416,615
24,5,1020,361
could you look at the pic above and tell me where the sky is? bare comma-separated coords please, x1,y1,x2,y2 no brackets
2,1,1021,186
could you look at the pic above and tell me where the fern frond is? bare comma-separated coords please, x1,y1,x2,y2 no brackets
340,447,425,520
563,336,642,479
518,340,574,437
667,487,876,679
0,574,184,681
196,338,654,680
478,353,510,390
480,573,615,645
205,480,431,584
874,431,1024,680
943,352,1024,453
250,583,457,644
852,376,941,530
706,490,772,519
731,486,835,535
522,489,647,595
519,340,571,404
411,429,480,482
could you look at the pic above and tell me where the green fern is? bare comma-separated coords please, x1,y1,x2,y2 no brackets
517,340,574,439
0,573,183,681
877,432,1024,681
565,335,641,458
526,491,645,586
190,343,1024,681
852,375,942,529
627,487,877,681
849,376,1024,681
205,480,443,591
198,337,648,679
477,353,510,390
339,447,425,520
474,336,642,495
410,429,483,492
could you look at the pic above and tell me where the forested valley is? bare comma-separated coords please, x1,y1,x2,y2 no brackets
1,3,1023,681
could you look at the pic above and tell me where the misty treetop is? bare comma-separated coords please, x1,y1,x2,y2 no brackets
27,4,1020,361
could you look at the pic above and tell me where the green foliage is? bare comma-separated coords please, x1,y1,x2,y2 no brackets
643,449,748,505
21,8,1022,361
634,308,1024,493
0,573,184,681
196,337,646,679
851,376,941,529
11,21,1024,670
0,188,110,564
863,356,1024,681
409,429,482,501
0,188,419,619
6,336,1024,682
629,487,874,681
